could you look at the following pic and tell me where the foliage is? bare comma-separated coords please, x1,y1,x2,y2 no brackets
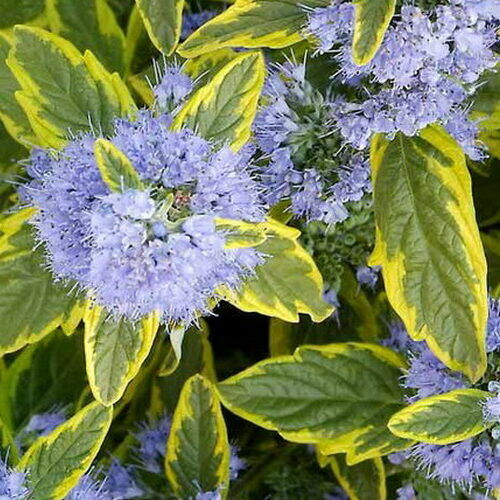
0,1,498,499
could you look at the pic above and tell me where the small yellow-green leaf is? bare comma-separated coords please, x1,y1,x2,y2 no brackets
217,343,406,445
173,51,265,151
215,218,267,249
7,27,128,147
0,210,78,355
166,375,230,498
18,401,113,500
46,0,126,74
352,0,395,66
224,219,333,323
330,455,386,500
0,34,36,145
94,138,144,193
370,125,488,381
136,0,184,55
178,0,329,59
388,388,492,445
84,304,159,406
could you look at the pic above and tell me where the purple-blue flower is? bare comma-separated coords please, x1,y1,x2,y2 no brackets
23,110,266,324
153,63,193,113
0,458,28,500
66,474,107,500
134,413,171,473
305,0,499,157
253,61,372,223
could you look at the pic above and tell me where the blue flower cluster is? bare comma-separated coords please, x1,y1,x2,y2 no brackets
385,298,500,492
254,61,372,224
306,0,500,159
23,107,266,324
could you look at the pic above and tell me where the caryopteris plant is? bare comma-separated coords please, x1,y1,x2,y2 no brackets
0,0,498,498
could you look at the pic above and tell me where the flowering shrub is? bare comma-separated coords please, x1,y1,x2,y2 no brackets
0,0,498,499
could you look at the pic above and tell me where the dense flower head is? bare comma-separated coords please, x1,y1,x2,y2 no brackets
0,458,28,500
408,440,500,489
305,0,500,158
254,61,372,224
23,109,266,323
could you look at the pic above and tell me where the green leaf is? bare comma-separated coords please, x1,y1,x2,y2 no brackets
178,0,329,58
224,219,334,323
7,26,132,147
94,138,144,192
0,34,36,145
166,375,230,498
370,125,488,381
184,48,240,87
0,0,45,29
388,389,492,445
19,401,113,500
136,0,184,55
173,51,265,151
330,456,386,500
46,0,126,74
84,304,159,406
318,421,412,465
0,331,86,434
352,0,395,66
217,343,406,446
0,210,78,355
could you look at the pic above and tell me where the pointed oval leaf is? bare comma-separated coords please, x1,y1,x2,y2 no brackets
18,401,113,500
330,455,386,500
166,374,230,498
94,138,144,193
7,27,131,147
0,34,36,145
370,125,488,381
217,343,406,445
224,219,334,323
352,0,395,66
173,51,265,151
0,211,78,355
388,388,492,445
84,304,159,406
178,0,329,59
46,0,126,74
136,0,184,55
